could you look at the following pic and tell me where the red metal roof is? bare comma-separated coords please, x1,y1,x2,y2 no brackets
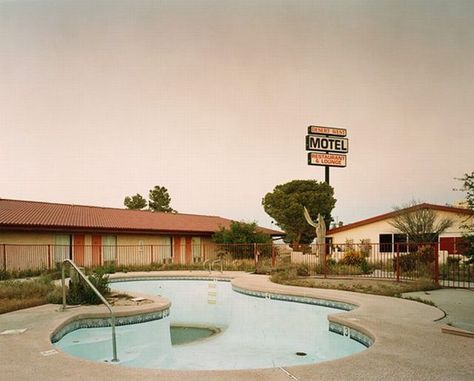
0,199,284,236
327,203,473,235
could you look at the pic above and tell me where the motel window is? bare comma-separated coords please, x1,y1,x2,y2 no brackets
394,234,408,253
102,235,117,263
161,237,172,261
440,237,468,255
192,237,202,262
379,234,393,253
54,234,71,263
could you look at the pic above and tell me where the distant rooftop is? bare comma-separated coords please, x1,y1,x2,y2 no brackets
0,198,284,236
327,203,473,235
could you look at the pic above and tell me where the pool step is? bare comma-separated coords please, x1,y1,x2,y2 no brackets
208,282,217,304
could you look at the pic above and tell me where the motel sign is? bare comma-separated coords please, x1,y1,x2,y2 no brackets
306,125,349,183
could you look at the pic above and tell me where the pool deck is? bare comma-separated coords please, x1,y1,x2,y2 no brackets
1,271,473,381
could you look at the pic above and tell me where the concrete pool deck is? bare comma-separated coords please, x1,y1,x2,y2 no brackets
1,271,473,381
402,288,474,334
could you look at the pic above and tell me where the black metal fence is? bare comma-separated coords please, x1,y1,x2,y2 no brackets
1,242,472,288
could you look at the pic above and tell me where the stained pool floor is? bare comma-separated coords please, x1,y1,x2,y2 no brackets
170,326,217,345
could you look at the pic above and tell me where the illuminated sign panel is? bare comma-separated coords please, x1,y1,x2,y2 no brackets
308,152,347,167
305,134,349,154
307,125,347,137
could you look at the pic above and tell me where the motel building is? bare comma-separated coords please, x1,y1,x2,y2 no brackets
0,198,282,271
325,203,473,262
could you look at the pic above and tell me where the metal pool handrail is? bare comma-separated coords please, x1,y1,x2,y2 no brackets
61,259,118,362
203,258,223,273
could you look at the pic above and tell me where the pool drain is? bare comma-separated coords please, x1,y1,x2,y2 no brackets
295,352,307,356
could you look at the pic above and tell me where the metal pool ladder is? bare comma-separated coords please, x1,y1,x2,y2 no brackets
203,258,223,273
60,259,119,362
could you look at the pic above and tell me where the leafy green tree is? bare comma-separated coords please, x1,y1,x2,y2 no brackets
389,200,453,243
458,172,474,263
148,185,176,213
212,221,272,245
262,180,336,246
212,221,272,260
123,193,147,210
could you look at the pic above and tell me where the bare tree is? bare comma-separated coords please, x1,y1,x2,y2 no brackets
389,201,453,243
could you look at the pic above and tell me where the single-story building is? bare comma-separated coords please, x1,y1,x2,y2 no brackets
326,203,472,261
0,198,283,271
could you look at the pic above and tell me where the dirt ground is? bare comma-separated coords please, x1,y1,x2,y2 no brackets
274,276,439,297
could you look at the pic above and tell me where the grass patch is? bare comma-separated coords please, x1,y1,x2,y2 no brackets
0,277,62,314
270,267,441,297
0,268,63,281
401,296,437,307
90,259,259,274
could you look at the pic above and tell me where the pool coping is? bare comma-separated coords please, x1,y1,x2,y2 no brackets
1,270,473,381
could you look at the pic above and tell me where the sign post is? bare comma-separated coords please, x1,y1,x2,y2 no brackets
306,125,348,184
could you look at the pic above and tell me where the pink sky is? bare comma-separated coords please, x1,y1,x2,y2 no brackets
1,0,473,229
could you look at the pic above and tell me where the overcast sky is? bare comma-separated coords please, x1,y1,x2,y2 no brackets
1,0,473,229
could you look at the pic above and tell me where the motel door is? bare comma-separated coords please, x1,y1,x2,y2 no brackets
73,234,85,266
172,236,192,264
91,235,102,267
185,237,192,264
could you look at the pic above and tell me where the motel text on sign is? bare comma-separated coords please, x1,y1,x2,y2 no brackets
305,134,349,154
307,152,347,168
307,125,347,137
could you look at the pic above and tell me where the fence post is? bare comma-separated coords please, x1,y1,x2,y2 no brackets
253,243,258,268
150,245,154,265
271,245,276,268
433,242,439,286
323,243,328,279
47,244,51,270
2,244,6,272
396,243,400,282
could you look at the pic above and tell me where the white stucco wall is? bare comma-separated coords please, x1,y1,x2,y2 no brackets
327,210,470,245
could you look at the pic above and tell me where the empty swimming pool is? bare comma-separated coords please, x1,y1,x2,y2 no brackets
53,279,368,370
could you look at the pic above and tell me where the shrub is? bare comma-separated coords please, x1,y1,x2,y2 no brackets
46,287,64,304
360,260,371,274
394,246,435,273
99,262,117,274
326,264,365,276
340,251,366,266
270,265,299,283
296,264,310,276
0,270,10,281
326,258,337,267
395,252,418,272
447,256,461,266
67,270,110,305
360,239,372,257
417,245,435,264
